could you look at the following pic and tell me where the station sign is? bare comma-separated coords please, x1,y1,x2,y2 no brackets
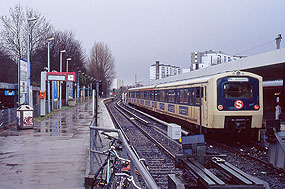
46,72,75,82
5,90,15,96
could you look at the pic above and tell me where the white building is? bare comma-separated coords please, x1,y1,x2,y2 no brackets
150,63,181,80
112,78,124,89
182,68,190,73
191,50,241,71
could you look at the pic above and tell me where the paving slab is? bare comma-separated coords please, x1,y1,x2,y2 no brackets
0,100,99,189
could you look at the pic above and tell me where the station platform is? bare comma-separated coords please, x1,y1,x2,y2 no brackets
0,98,114,189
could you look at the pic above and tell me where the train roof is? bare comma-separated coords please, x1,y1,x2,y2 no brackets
263,80,283,87
156,76,211,89
129,71,261,91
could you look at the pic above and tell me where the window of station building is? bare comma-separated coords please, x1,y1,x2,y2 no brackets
224,56,227,63
224,83,253,98
168,90,176,103
179,89,188,104
159,90,165,102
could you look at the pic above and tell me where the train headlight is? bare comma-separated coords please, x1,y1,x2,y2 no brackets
218,105,223,110
254,105,259,110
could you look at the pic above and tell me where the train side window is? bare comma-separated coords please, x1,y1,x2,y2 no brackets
183,89,188,104
204,87,207,101
179,89,183,104
168,90,175,103
189,88,195,105
160,90,165,102
196,87,203,105
180,89,188,104
155,90,158,101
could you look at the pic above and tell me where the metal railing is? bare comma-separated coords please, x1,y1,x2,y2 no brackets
0,107,17,127
89,124,159,189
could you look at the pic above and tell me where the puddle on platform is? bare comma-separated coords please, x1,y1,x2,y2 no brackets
34,114,77,136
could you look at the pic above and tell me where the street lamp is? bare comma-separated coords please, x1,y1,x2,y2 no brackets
66,58,71,72
66,58,72,102
47,37,54,113
59,49,66,109
27,17,37,106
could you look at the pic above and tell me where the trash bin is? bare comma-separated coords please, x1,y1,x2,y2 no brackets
17,105,34,129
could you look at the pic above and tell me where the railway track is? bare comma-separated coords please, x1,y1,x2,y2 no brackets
106,99,182,188
106,99,285,188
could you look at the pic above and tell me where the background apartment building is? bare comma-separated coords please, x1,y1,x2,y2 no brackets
150,61,181,80
190,50,241,71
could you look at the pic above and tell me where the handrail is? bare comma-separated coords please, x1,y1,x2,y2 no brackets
89,126,159,189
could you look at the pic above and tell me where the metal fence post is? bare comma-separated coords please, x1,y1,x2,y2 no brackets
90,123,96,174
8,109,11,126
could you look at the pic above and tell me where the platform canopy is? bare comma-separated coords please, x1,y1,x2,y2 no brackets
144,48,285,86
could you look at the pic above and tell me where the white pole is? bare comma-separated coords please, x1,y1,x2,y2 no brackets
59,50,65,108
92,89,95,116
27,17,37,106
59,52,62,109
27,21,30,105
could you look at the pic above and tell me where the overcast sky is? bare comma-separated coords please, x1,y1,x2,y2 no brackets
1,0,285,85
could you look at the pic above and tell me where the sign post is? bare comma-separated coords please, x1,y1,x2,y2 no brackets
46,72,75,108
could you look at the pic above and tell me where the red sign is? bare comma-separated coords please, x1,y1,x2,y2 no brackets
46,72,75,82
234,100,244,109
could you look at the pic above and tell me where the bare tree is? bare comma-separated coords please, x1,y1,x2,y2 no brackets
88,42,115,97
0,46,17,83
0,4,53,62
31,30,86,86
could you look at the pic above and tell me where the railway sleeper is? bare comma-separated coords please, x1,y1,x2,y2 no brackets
174,154,270,188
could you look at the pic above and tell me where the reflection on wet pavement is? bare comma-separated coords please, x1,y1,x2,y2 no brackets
0,101,94,188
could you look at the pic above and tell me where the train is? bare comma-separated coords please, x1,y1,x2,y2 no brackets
127,71,263,139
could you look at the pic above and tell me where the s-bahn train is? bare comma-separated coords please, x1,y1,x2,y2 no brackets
128,71,263,139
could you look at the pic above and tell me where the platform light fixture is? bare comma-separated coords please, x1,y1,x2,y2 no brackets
47,37,54,113
27,17,37,106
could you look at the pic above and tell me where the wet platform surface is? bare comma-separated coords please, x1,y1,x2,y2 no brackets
0,101,94,189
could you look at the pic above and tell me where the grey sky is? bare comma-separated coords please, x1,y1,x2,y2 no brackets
1,0,285,85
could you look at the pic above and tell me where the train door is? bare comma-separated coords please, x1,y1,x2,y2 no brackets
203,85,208,126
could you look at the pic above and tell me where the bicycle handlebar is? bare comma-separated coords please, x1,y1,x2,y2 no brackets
90,147,130,163
101,132,122,144
114,173,142,189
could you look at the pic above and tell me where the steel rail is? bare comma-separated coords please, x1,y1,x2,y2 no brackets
115,101,176,160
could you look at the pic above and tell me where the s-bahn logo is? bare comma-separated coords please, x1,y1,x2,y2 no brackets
234,100,244,109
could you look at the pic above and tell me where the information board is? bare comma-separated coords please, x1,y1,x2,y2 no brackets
18,59,28,105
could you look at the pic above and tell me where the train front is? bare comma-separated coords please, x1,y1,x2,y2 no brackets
213,72,263,139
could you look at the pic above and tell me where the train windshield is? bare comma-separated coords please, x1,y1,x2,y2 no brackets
223,83,253,98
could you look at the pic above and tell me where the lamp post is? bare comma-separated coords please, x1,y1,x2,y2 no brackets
47,37,54,113
77,70,81,101
66,58,72,102
27,17,37,106
59,49,66,109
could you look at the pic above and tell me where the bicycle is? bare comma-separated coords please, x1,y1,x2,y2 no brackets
91,132,130,188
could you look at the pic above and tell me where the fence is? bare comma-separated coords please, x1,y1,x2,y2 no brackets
0,102,44,128
0,107,17,127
